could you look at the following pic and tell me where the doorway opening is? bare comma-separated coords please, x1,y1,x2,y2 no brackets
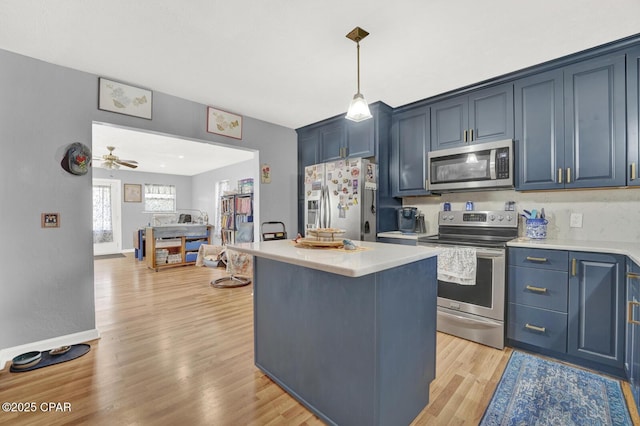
92,178,122,255
91,122,260,254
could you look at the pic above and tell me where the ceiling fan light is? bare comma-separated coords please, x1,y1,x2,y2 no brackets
345,93,372,122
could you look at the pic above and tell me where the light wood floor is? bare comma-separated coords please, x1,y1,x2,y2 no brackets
0,253,636,425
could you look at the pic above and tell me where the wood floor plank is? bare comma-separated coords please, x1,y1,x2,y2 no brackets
0,253,635,425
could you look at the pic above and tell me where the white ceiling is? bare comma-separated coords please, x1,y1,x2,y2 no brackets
92,123,255,176
2,1,640,130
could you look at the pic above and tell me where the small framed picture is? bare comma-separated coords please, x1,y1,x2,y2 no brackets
99,77,152,119
41,213,60,228
207,107,242,139
124,184,142,202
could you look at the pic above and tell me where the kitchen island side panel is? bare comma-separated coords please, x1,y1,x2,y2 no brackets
253,256,437,426
376,256,437,426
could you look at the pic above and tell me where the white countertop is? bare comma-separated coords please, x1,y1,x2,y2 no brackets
507,237,640,265
228,239,440,277
377,231,435,240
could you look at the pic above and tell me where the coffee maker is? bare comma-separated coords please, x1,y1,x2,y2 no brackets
397,207,417,233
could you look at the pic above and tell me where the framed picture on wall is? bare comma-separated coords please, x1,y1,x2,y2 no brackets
206,107,242,139
99,77,153,119
41,213,60,228
124,184,142,202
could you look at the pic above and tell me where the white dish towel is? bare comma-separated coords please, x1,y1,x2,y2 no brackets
437,247,477,285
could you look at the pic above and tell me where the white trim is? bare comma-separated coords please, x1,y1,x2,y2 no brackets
0,329,100,370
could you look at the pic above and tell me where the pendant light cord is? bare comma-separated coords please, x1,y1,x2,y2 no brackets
356,41,361,95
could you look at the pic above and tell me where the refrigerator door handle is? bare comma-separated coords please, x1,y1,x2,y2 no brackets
319,186,324,228
327,186,332,228
321,185,328,228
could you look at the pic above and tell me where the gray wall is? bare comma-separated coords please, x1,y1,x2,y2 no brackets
0,48,297,351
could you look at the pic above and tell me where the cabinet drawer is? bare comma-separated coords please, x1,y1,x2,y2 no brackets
185,240,205,251
508,266,568,312
509,247,568,271
507,303,567,352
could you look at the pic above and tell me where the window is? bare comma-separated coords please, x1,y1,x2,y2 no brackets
144,184,176,212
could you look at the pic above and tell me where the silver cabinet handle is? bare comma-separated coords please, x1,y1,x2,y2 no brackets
558,168,563,184
566,167,571,184
463,129,468,142
526,256,548,262
525,323,546,333
628,272,640,279
525,285,547,293
631,162,637,181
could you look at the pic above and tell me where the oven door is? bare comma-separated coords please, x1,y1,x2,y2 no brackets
429,245,506,322
438,247,506,321
420,242,507,349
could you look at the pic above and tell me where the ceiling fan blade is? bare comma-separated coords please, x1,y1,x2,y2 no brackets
115,160,138,168
118,159,138,164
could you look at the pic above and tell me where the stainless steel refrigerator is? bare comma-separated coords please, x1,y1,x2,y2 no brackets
303,158,377,241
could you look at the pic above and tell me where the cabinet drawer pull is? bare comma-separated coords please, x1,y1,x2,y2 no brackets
525,285,547,293
525,256,547,262
571,258,577,276
464,130,468,142
631,162,637,181
628,272,640,279
566,167,571,184
525,323,546,333
558,168,563,184
629,301,640,325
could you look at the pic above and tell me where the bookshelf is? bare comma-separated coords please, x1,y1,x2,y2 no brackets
220,193,253,245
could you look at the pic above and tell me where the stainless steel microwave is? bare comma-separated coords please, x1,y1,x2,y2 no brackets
427,139,514,192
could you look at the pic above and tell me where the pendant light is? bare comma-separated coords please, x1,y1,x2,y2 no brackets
345,26,373,122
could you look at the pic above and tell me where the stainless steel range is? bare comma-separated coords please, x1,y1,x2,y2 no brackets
418,210,518,349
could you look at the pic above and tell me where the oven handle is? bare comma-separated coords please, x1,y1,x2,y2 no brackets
419,243,505,258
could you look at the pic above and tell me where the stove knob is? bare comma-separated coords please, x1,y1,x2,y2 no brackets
498,215,504,221
489,214,496,221
448,215,454,221
506,214,513,221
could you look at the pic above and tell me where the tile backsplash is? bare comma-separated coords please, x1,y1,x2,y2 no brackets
405,188,640,243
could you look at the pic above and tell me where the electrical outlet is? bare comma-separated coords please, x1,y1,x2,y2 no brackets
570,213,583,228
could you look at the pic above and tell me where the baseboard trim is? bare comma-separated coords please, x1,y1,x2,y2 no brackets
0,329,101,370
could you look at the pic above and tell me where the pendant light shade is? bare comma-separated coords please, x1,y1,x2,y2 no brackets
345,27,373,122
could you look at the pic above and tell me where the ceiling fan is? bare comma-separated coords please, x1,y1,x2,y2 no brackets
96,146,138,169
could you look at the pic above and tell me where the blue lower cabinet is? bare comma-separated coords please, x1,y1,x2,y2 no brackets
507,303,567,353
626,261,640,412
508,248,626,376
568,252,626,370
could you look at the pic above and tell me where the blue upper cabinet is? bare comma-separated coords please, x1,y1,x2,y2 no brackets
515,54,626,190
317,115,376,163
431,83,514,151
346,119,376,159
515,69,564,191
318,119,346,163
564,54,626,189
627,47,640,187
390,105,430,197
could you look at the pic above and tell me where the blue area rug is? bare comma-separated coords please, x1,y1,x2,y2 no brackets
480,351,632,425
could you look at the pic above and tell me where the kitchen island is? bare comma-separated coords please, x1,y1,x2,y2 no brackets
229,239,440,426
